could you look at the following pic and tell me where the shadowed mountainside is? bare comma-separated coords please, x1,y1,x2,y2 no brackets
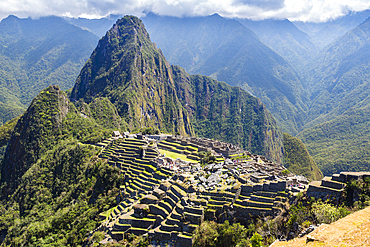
141,13,308,135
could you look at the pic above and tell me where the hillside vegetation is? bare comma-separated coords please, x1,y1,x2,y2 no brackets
0,85,118,196
71,16,284,162
0,85,126,245
283,133,323,181
0,15,99,124
298,105,370,176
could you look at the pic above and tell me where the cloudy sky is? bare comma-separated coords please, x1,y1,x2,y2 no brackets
1,0,370,22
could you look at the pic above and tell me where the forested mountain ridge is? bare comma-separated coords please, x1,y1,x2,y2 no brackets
141,13,308,136
0,85,116,197
0,86,123,245
0,15,99,124
236,18,318,73
303,16,370,128
283,132,322,180
71,15,284,162
297,104,370,176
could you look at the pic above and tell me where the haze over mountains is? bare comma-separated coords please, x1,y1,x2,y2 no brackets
0,9,369,176
138,12,370,176
141,13,308,136
0,15,99,124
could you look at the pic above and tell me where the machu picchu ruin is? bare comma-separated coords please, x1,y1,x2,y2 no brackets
93,132,312,246
307,171,370,203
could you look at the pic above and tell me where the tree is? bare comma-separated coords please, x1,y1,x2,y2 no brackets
193,221,219,247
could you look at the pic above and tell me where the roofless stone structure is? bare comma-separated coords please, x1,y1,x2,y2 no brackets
93,134,308,246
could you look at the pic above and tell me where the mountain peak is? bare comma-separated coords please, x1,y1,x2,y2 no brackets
70,15,191,135
1,85,71,196
2,14,19,21
210,13,222,18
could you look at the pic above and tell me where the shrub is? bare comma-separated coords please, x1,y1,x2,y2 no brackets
312,201,343,224
92,231,105,243
281,169,290,176
250,232,263,247
193,221,219,247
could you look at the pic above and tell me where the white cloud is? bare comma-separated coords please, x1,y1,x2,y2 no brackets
0,0,370,22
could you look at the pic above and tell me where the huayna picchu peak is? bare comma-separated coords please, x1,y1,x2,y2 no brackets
71,16,192,137
71,15,283,163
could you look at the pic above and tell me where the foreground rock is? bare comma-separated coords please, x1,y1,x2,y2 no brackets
271,205,370,247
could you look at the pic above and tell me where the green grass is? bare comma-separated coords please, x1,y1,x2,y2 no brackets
100,206,117,219
158,148,195,162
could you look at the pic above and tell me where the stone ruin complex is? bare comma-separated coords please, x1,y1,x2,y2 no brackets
93,133,310,246
307,171,370,203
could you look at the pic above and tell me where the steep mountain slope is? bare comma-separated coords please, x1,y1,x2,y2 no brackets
283,132,322,181
71,15,284,162
141,13,308,135
70,16,192,136
171,66,283,161
293,10,370,49
236,18,318,73
303,16,370,128
0,86,124,246
0,15,99,124
0,85,116,196
297,105,370,176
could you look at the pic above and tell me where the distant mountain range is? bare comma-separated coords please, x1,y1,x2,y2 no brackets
141,13,308,135
236,18,318,73
293,10,370,49
0,15,99,124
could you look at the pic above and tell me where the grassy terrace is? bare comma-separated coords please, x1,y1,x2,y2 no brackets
160,140,198,151
158,149,196,162
229,153,253,161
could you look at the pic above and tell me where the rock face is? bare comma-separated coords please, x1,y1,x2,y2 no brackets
70,15,284,162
